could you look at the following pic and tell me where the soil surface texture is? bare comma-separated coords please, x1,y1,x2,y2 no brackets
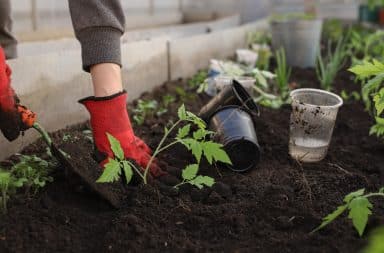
0,67,383,253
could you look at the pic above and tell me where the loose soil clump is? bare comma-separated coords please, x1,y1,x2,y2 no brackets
0,68,383,253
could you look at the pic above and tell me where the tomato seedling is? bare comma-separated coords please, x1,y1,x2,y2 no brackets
312,188,384,236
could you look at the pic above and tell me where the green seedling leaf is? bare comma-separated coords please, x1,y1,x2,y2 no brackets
193,129,208,140
349,59,384,78
177,124,191,139
189,175,215,189
369,117,384,137
182,164,199,180
107,133,124,161
373,88,384,115
363,226,384,253
186,111,206,129
202,141,232,165
379,187,384,193
312,204,348,233
96,159,121,183
180,138,203,163
121,161,133,184
347,197,373,236
344,188,365,203
178,104,187,120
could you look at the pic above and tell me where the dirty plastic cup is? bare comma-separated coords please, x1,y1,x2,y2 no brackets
199,80,259,123
289,88,343,162
209,105,261,172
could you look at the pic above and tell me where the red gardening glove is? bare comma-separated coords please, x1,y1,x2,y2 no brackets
79,91,167,179
0,47,36,141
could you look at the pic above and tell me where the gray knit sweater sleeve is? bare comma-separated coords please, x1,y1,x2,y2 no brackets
68,0,126,72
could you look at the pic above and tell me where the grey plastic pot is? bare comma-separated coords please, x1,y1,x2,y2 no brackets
198,80,259,123
209,106,261,172
270,19,323,68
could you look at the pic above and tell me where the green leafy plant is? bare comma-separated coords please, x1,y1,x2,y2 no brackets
312,188,384,236
349,60,384,138
188,70,208,89
96,134,138,184
362,226,384,253
0,170,26,214
11,155,54,195
349,30,384,64
175,86,196,102
98,105,232,187
133,99,158,125
274,48,291,101
322,19,344,43
316,37,349,91
174,164,215,189
246,31,271,47
340,90,361,102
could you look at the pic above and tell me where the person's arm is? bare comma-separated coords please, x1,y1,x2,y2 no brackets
68,0,126,73
68,0,126,97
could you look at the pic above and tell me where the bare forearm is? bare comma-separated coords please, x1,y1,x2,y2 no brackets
68,0,126,72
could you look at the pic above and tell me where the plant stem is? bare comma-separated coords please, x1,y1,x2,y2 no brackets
157,140,181,154
253,85,278,100
364,193,384,198
173,180,186,189
143,119,182,184
32,123,52,146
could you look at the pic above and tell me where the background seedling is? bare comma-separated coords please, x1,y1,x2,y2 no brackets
11,155,54,195
133,99,158,125
362,226,384,253
349,60,384,138
188,70,208,89
312,188,384,236
0,170,26,214
316,37,349,91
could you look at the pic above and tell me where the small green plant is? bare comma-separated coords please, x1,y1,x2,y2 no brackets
246,31,271,47
253,44,272,70
96,134,139,184
274,48,291,101
340,90,361,102
11,155,54,195
174,164,215,189
188,70,208,89
349,60,384,138
175,86,196,102
322,19,344,43
0,170,25,214
133,99,158,125
362,226,384,253
162,94,176,108
316,38,349,91
312,188,384,236
98,105,232,187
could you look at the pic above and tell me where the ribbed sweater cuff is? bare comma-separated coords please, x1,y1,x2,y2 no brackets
77,27,122,72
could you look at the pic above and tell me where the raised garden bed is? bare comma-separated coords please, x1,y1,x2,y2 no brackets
0,63,382,252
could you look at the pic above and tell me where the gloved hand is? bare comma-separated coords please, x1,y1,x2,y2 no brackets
0,47,36,141
79,91,167,179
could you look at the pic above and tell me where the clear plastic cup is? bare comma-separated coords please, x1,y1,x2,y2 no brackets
289,88,343,162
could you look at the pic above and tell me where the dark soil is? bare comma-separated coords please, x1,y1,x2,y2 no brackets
0,67,383,253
